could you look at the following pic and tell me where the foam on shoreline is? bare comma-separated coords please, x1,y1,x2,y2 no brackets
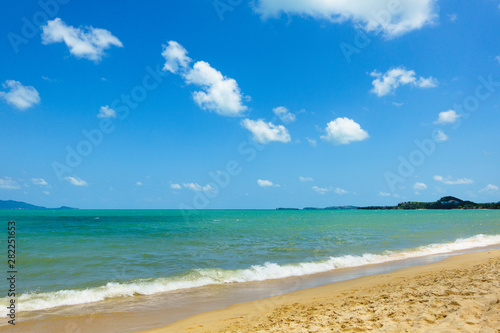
2,233,500,315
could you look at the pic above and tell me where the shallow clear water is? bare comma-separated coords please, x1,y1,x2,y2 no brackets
1,209,499,313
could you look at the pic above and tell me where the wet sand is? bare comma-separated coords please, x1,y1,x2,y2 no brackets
143,250,500,332
2,249,499,333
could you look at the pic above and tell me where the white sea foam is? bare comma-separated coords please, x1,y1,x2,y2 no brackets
2,234,500,315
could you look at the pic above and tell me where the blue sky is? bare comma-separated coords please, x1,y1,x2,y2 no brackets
1,0,499,209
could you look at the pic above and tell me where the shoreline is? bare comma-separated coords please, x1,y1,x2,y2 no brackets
2,247,499,332
142,249,500,332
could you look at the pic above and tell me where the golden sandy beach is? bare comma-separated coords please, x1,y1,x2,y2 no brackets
143,250,500,333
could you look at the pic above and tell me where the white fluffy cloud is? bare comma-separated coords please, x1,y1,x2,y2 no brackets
253,0,437,38
257,179,280,187
0,177,21,190
161,41,191,73
183,183,214,192
241,119,291,144
434,110,460,125
162,42,248,117
31,178,49,186
0,80,40,110
64,176,88,186
371,67,438,96
335,187,348,195
273,106,296,123
184,61,247,116
380,192,400,198
479,184,499,193
312,186,331,195
434,130,449,142
312,186,347,195
97,105,117,118
433,175,474,185
170,183,182,190
41,18,123,62
413,182,428,190
321,117,369,145
496,55,500,64
417,77,438,88
299,176,314,182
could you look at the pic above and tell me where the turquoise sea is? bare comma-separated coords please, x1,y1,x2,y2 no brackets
1,209,500,315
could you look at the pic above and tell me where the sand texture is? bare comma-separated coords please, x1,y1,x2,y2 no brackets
144,250,500,333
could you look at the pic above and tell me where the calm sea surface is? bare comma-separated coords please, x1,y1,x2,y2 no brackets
1,209,499,314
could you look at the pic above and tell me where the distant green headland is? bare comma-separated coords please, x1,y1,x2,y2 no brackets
277,197,500,211
0,200,77,210
360,196,500,210
2,197,498,211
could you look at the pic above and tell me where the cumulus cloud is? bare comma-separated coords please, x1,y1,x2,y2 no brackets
321,117,369,145
41,18,123,62
135,181,143,186
413,182,427,190
161,41,191,73
379,192,391,196
479,184,499,193
434,110,460,125
434,130,449,142
253,0,437,38
241,119,291,144
97,105,117,118
312,186,332,195
183,183,214,192
184,61,247,116
273,106,296,123
0,177,21,190
335,187,348,195
496,55,500,64
433,175,474,185
31,178,49,186
257,179,280,187
0,80,40,110
162,42,248,117
64,176,88,186
370,67,438,97
417,77,439,88
312,186,347,195
299,176,314,182
170,183,182,190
